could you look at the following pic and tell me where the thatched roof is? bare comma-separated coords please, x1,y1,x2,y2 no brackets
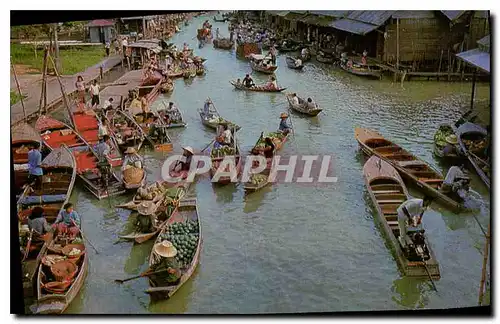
42,146,75,168
11,123,41,144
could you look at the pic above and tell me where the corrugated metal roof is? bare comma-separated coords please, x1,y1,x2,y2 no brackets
284,12,306,20
329,18,379,35
345,10,394,25
87,19,115,27
441,10,465,21
477,35,490,47
300,14,335,27
456,48,490,73
308,11,351,18
391,11,436,19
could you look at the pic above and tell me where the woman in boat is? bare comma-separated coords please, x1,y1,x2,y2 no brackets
294,57,303,68
361,50,368,65
173,146,195,173
122,147,144,172
243,74,255,88
306,98,316,110
442,134,459,156
396,197,432,250
265,76,278,90
28,206,53,242
221,124,233,146
52,203,81,239
290,93,299,105
150,240,182,285
136,201,156,233
278,112,292,135
254,137,275,159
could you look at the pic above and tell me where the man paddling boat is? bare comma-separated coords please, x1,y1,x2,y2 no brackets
150,240,182,285
278,113,292,135
396,197,432,250
440,165,470,200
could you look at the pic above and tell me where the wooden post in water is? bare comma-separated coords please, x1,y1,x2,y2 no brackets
478,221,490,305
38,48,49,117
48,53,75,128
447,49,451,81
11,61,27,119
437,49,443,81
470,69,477,110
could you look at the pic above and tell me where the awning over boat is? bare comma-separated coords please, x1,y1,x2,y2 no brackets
329,18,379,35
456,48,490,74
456,122,487,137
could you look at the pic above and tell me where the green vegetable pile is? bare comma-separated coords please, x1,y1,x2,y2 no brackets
249,174,268,185
255,132,285,149
208,116,239,129
160,220,199,268
434,126,454,147
211,146,237,158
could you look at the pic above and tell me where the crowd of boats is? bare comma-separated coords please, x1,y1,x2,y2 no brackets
13,11,490,313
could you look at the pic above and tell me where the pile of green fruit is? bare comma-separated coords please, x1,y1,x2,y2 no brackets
160,220,199,268
434,126,454,148
249,173,268,185
255,132,285,149
211,146,237,158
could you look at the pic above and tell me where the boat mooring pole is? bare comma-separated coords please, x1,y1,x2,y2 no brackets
11,61,27,119
470,69,477,111
478,222,490,305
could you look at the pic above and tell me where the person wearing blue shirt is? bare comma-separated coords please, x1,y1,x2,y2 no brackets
28,142,43,190
52,203,81,239
278,113,292,135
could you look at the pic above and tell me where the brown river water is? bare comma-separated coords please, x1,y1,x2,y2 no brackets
31,13,490,313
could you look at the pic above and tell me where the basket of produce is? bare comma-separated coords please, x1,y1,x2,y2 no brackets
42,254,67,267
50,260,78,282
123,166,145,184
159,220,199,268
211,146,236,158
15,145,30,154
47,242,64,254
62,244,86,259
249,173,268,185
42,280,72,294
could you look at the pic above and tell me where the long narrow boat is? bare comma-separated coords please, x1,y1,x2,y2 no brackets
116,181,192,211
18,145,76,299
35,115,125,199
456,122,490,190
250,59,278,74
354,127,462,212
340,62,383,79
12,123,42,194
146,198,201,300
157,103,187,128
213,38,234,50
71,110,122,167
363,155,440,278
285,94,322,116
285,56,304,70
32,229,88,314
198,105,240,131
209,128,242,185
433,123,460,160
230,81,287,92
243,168,271,192
105,109,146,153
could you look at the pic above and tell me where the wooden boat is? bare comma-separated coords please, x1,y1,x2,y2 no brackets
36,115,125,199
198,104,240,131
12,123,42,195
285,94,322,116
249,56,278,74
105,109,145,153
117,181,191,211
286,56,304,70
213,16,228,22
433,123,460,159
230,80,287,92
157,103,187,128
341,62,383,79
456,122,490,190
160,82,174,93
209,127,242,184
363,155,440,278
279,44,301,53
32,230,88,314
354,127,462,212
18,145,76,298
71,110,122,167
243,168,271,192
316,52,335,64
146,198,201,300
213,38,234,50
196,67,205,76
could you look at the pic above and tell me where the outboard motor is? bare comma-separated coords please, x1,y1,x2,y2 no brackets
405,230,430,262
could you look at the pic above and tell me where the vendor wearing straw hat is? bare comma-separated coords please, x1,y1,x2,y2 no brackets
173,146,195,172
121,147,144,172
136,201,157,233
150,240,182,285
278,112,292,135
442,134,459,156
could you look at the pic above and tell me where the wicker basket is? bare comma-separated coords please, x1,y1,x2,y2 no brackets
42,280,72,294
50,260,78,282
62,244,86,259
123,167,144,184
15,146,29,154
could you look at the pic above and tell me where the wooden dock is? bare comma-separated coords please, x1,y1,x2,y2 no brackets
99,70,146,104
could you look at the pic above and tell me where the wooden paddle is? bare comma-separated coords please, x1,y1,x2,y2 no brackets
22,229,34,262
201,139,216,153
419,256,438,292
71,219,100,254
115,268,170,284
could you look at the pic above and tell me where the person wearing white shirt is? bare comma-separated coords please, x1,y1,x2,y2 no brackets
122,37,128,57
89,80,100,108
98,119,109,138
306,98,316,110
102,98,114,112
221,124,232,145
301,48,308,57
396,197,432,249
291,93,299,105
295,58,302,67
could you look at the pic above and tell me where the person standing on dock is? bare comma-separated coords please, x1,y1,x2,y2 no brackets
52,203,81,239
105,40,111,57
89,80,100,109
122,37,128,58
28,142,43,191
113,38,120,54
396,197,432,249
75,76,86,104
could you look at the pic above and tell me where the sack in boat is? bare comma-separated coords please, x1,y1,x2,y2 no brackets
50,260,78,282
42,280,73,294
123,166,144,184
15,145,29,154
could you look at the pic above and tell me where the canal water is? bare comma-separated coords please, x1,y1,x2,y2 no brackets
47,13,490,313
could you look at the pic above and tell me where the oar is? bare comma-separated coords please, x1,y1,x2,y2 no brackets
115,268,170,284
22,230,34,262
71,219,100,254
201,139,216,153
419,256,438,292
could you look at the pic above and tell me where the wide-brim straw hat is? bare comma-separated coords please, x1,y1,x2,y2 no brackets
445,135,458,145
125,147,137,154
182,146,194,155
154,240,178,258
280,112,288,118
137,201,156,216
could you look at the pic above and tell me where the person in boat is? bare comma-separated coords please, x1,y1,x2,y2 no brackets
183,42,190,52
95,135,112,183
150,240,182,285
295,57,303,67
53,203,81,239
440,165,470,199
361,50,368,65
243,74,255,88
102,97,114,113
291,93,300,106
306,98,316,110
235,78,242,86
442,134,459,156
301,47,309,60
214,136,225,149
278,112,292,135
221,124,233,146
346,59,353,69
173,146,195,172
253,137,275,159
136,201,156,233
203,98,216,119
265,75,278,90
122,147,144,172
340,52,348,67
270,45,277,65
215,27,220,39
98,118,109,139
28,206,53,242
28,142,43,191
89,79,100,109
396,197,432,250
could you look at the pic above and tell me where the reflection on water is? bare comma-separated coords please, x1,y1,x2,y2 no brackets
124,241,154,275
212,183,239,204
391,277,431,309
243,185,273,214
